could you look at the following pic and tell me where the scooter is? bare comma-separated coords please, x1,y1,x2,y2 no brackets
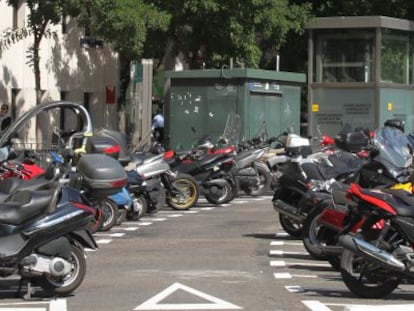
0,152,127,299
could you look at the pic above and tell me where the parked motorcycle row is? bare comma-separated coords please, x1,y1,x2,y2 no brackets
271,118,414,298
0,102,291,300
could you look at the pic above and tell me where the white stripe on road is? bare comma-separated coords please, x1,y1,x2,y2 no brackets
269,250,309,256
96,239,112,244
199,207,215,211
0,299,67,311
140,217,167,221
274,273,318,279
275,232,290,238
233,200,248,204
138,222,153,226
302,300,332,311
94,233,125,237
270,260,332,268
270,241,303,246
116,227,139,231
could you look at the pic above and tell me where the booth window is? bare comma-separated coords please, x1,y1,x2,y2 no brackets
381,29,413,84
314,29,375,83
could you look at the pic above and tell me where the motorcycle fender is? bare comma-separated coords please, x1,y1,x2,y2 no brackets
68,230,98,250
37,237,71,260
204,178,228,188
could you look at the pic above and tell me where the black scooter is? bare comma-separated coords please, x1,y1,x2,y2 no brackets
0,153,127,299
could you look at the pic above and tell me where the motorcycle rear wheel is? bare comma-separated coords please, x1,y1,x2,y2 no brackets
243,165,271,197
204,180,233,205
35,244,86,296
340,248,401,298
167,174,199,210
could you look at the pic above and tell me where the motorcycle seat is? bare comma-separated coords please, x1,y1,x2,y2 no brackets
0,189,57,225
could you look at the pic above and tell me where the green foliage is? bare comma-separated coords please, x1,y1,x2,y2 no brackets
145,0,312,69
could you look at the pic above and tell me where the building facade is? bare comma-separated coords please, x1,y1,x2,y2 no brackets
0,1,119,143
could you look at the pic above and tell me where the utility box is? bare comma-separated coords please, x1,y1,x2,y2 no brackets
165,69,305,150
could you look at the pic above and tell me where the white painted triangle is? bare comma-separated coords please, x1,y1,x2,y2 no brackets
135,282,242,310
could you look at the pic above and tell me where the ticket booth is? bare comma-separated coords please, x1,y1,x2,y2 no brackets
307,16,414,136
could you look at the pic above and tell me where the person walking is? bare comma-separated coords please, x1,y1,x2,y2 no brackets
152,108,164,142
0,104,11,135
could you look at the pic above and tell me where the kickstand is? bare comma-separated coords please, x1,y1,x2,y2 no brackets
18,278,36,300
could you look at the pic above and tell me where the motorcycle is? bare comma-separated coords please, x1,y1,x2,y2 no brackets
337,181,414,298
0,131,127,299
95,128,200,211
272,130,364,237
301,126,414,268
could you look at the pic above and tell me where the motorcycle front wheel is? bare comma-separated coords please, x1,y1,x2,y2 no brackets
340,248,401,298
99,198,119,231
167,174,199,210
279,214,303,238
35,244,86,296
127,193,148,220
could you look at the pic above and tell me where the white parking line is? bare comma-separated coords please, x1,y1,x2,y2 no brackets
302,300,332,311
138,222,153,226
269,250,309,256
94,233,125,238
285,285,304,293
166,214,184,218
274,273,318,279
270,241,303,246
96,239,112,244
275,232,290,238
270,260,331,268
116,227,139,231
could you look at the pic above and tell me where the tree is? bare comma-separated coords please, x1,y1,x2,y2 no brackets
4,0,84,105
143,0,312,70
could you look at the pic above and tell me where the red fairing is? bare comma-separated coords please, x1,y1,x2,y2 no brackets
348,183,397,216
21,163,45,180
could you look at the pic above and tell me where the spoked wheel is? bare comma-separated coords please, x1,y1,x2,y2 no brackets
99,199,119,231
340,248,401,298
167,174,199,210
35,244,86,296
278,213,303,238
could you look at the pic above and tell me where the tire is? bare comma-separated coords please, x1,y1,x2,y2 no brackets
302,208,337,260
279,213,302,238
99,198,119,231
243,164,271,196
204,180,233,205
35,244,86,296
127,194,148,220
340,248,401,298
167,174,199,210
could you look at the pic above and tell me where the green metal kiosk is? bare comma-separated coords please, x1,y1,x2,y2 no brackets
165,69,305,149
307,16,414,136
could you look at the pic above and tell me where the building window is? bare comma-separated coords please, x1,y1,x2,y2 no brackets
314,29,375,83
381,29,413,84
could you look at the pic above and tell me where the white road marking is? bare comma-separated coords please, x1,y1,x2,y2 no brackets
0,298,67,311
135,282,242,310
270,241,303,246
199,207,215,211
233,200,248,204
302,300,332,311
270,260,331,268
269,250,309,256
94,233,125,238
138,222,153,226
96,239,112,244
141,217,167,221
275,273,318,279
344,304,414,311
116,227,139,231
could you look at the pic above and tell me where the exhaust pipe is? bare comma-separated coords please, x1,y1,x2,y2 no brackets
273,199,306,223
339,234,406,271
